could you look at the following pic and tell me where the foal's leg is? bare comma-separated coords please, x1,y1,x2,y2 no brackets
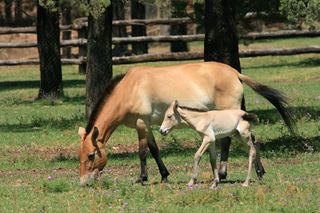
252,135,266,179
147,129,170,182
238,122,256,187
208,142,220,189
188,135,212,187
218,137,231,180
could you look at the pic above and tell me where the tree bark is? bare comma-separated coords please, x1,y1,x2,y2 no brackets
37,0,63,99
170,0,189,52
131,0,148,55
85,5,113,119
204,0,243,167
4,0,13,25
61,3,72,58
204,0,241,71
112,0,129,56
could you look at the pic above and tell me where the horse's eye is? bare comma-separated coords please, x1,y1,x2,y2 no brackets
88,152,95,161
167,115,173,119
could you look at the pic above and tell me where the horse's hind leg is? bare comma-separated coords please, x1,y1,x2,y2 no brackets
147,130,170,182
208,142,219,189
218,137,231,180
252,135,266,179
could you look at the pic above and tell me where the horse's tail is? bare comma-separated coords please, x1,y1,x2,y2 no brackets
238,74,296,135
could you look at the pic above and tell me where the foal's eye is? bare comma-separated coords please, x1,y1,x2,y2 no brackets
88,152,95,161
167,115,173,119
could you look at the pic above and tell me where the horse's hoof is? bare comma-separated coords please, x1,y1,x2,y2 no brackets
218,171,227,180
161,177,168,183
135,176,148,185
256,168,266,179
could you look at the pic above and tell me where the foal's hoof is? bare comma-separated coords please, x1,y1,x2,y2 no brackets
241,182,249,187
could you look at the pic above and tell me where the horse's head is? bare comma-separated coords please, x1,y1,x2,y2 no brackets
160,100,180,136
78,126,107,186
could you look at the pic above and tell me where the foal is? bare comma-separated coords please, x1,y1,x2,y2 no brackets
160,100,264,188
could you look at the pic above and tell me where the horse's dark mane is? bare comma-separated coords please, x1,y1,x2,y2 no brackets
85,74,125,133
178,105,208,113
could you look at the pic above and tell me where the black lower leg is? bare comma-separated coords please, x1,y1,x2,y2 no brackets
219,137,231,179
138,149,148,184
148,134,170,182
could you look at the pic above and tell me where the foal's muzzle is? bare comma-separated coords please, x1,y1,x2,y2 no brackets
159,128,169,136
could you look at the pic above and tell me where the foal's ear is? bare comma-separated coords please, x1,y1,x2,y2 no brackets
78,127,86,141
173,100,179,111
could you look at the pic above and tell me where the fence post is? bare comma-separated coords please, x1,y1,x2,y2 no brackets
78,24,87,74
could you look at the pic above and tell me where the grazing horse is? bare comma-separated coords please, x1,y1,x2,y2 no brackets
77,61,294,186
160,100,265,188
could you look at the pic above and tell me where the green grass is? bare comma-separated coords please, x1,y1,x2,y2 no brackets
0,39,320,212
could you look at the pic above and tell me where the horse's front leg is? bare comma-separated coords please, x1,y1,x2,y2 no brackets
147,129,170,182
136,127,149,184
188,136,212,187
218,137,231,180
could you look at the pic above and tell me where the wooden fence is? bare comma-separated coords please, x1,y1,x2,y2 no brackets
0,18,319,67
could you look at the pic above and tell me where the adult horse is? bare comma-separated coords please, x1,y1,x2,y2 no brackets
78,61,295,186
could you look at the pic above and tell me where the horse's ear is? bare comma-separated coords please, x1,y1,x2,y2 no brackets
78,127,86,141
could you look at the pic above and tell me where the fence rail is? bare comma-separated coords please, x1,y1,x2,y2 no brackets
1,46,319,66
1,17,320,67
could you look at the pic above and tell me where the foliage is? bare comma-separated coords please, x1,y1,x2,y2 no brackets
280,0,320,29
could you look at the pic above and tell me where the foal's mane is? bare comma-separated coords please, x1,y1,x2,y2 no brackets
178,105,208,113
85,74,125,133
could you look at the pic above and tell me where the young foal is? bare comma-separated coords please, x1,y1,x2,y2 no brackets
160,100,264,188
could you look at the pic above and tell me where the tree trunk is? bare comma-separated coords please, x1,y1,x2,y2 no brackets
61,3,72,58
85,5,113,119
204,0,241,71
204,0,243,170
170,0,189,52
4,0,13,25
15,0,22,25
112,1,129,56
131,0,148,55
37,0,63,99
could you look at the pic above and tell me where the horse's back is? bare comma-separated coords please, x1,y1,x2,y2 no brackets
121,62,244,123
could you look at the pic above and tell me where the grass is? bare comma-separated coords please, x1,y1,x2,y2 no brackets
0,38,320,212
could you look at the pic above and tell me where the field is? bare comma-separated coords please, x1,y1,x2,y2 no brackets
0,38,320,212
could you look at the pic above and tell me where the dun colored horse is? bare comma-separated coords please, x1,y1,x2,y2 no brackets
160,100,265,188
78,62,294,186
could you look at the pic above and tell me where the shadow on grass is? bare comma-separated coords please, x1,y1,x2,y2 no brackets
0,114,85,132
249,106,320,124
0,79,85,91
243,57,320,70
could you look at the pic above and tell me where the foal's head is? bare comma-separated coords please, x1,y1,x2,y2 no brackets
78,127,107,186
160,100,181,136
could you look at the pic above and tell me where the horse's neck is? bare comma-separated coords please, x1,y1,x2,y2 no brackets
178,108,206,132
94,96,123,143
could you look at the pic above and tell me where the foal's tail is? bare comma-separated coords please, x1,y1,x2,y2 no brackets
243,113,259,123
238,74,296,135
